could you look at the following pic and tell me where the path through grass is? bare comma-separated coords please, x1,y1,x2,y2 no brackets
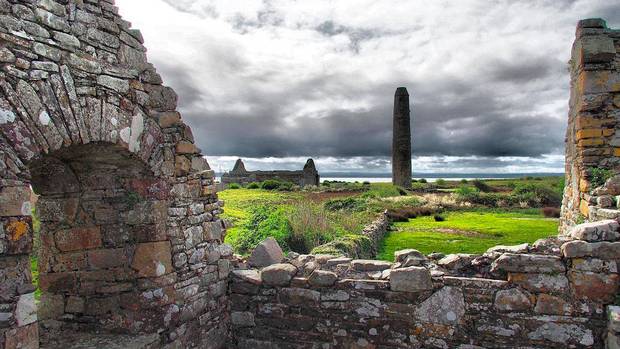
377,210,558,260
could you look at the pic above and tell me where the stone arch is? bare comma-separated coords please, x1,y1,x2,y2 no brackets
0,0,228,348
31,143,172,336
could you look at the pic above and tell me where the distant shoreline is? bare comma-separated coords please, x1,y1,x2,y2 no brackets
215,172,564,183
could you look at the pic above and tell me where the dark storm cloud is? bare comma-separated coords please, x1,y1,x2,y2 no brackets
135,0,620,164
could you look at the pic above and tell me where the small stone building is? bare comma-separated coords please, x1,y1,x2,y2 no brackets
221,158,320,187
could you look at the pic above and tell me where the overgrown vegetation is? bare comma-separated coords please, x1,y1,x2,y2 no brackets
221,176,563,258
590,167,613,188
453,178,562,208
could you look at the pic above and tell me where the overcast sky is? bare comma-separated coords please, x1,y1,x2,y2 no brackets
115,0,620,174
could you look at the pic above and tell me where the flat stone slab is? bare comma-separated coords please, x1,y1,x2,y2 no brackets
40,330,159,349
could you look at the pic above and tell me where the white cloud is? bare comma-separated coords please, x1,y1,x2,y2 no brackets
115,0,618,173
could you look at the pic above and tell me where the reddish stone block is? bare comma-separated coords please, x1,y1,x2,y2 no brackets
131,241,172,277
134,224,167,243
534,294,572,315
39,272,77,293
53,252,88,272
127,178,170,200
4,322,38,349
0,185,31,217
569,271,619,302
78,269,116,282
88,248,129,269
85,295,120,315
55,227,102,252
175,141,197,154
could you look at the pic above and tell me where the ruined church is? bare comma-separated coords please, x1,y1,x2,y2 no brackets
221,158,320,187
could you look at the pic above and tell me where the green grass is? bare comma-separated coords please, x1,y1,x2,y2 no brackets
377,209,558,260
220,188,374,255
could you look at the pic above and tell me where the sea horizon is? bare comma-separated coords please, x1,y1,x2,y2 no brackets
215,172,564,183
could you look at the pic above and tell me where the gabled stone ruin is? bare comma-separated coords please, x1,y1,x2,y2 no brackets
0,1,618,348
221,158,320,187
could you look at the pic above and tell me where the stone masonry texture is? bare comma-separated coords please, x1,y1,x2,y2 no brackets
0,0,229,348
0,3,619,348
392,87,412,189
561,18,620,233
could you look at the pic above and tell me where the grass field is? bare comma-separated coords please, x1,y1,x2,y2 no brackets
377,209,559,260
219,187,374,255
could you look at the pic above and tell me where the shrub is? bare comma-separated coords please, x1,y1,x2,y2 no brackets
472,179,492,192
362,181,370,185
276,181,294,191
261,179,282,190
460,179,468,184
512,183,562,207
387,206,436,222
590,167,614,188
541,207,561,218
433,214,445,222
246,182,260,189
324,197,367,212
436,179,446,186
419,178,427,183
227,183,241,189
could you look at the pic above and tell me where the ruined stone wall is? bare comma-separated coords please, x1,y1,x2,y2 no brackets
226,19,620,349
221,158,320,187
561,19,620,232
229,220,619,348
0,0,229,347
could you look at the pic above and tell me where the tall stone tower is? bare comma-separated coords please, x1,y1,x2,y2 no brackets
392,87,412,188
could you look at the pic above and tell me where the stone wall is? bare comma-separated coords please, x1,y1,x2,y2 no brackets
561,19,620,233
221,158,320,187
229,220,619,348
0,0,229,348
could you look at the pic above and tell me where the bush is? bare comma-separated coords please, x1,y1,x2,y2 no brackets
246,182,260,189
433,215,445,222
512,183,562,207
276,181,294,191
419,178,427,183
387,206,436,222
472,179,492,192
227,183,241,189
460,179,468,184
541,207,561,218
590,167,614,188
436,179,446,186
261,179,282,190
363,181,370,185
455,186,503,206
324,197,367,212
